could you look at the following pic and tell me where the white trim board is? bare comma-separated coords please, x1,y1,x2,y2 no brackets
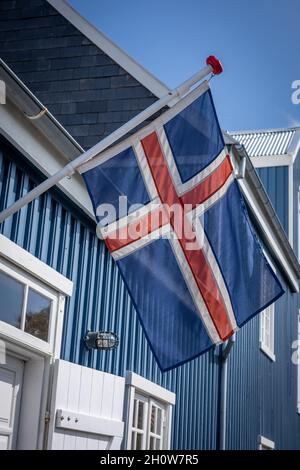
126,372,176,405
0,98,94,220
0,234,73,296
55,409,124,437
47,0,169,98
250,155,292,168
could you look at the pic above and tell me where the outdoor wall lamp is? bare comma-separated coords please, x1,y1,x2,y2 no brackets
84,331,119,351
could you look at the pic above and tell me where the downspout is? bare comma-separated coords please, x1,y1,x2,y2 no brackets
218,333,236,450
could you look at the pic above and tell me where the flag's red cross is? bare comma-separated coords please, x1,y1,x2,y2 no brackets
105,132,234,341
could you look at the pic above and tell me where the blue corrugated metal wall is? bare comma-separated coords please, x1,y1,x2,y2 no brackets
257,167,289,234
293,152,300,256
1,138,300,449
0,137,221,450
226,268,300,449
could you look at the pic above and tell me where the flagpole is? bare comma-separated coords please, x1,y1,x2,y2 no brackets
0,56,222,224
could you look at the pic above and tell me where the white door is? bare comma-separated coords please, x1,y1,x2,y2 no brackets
0,355,24,449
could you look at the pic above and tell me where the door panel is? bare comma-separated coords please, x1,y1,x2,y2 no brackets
0,355,24,449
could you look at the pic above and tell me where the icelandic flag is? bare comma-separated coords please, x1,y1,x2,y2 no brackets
81,80,284,371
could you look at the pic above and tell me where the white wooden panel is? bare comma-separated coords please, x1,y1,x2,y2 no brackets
0,355,24,450
49,360,71,450
56,409,124,436
111,375,125,421
89,367,104,416
48,360,125,450
75,366,93,450
101,372,115,419
64,362,81,450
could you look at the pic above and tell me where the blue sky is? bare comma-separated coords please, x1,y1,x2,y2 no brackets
69,0,300,132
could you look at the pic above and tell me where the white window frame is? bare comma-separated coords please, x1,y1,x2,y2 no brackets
0,235,73,357
259,251,276,362
258,435,275,450
260,303,276,362
124,372,175,450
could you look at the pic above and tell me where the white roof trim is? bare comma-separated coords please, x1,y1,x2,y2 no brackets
250,155,293,168
47,0,169,98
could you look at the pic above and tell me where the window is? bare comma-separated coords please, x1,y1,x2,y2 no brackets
260,303,275,361
125,372,175,450
0,266,53,343
259,435,275,450
0,234,73,356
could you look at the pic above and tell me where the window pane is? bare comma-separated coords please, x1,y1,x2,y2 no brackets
150,436,155,450
25,288,51,341
133,399,137,428
136,432,143,450
137,401,144,430
150,405,156,433
0,270,24,329
131,431,136,450
157,408,162,435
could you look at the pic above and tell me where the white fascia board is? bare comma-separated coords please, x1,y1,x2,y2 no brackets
0,234,73,296
0,98,94,220
126,371,176,405
250,155,292,168
47,0,169,98
288,163,294,247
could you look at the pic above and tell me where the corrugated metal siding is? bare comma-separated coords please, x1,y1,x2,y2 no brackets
231,130,294,157
257,167,289,234
1,138,300,449
227,270,300,449
0,137,220,450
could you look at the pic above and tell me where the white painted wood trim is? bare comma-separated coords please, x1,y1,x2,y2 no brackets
166,405,172,450
124,385,135,450
289,163,294,247
0,340,51,449
47,360,125,450
0,99,94,220
55,409,124,437
259,435,275,449
47,0,169,98
250,155,292,168
259,342,276,362
0,321,52,356
0,234,73,296
126,372,176,405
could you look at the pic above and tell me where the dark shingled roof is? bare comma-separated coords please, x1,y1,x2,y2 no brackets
0,0,159,149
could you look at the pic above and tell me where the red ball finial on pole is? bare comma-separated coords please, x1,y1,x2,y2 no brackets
206,55,223,75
